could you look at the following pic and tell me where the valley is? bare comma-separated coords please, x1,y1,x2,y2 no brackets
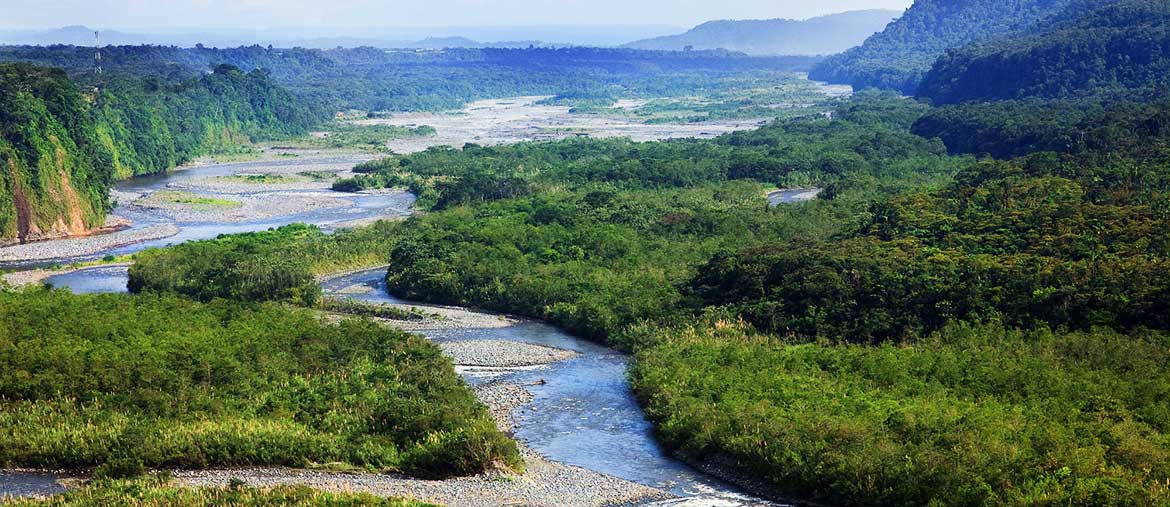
3,2,1170,505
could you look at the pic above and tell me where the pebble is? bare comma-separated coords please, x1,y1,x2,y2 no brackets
0,225,178,263
441,340,579,368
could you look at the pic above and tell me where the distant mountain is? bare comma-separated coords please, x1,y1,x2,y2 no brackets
917,0,1169,103
0,26,554,50
809,0,1079,94
0,25,152,46
0,25,685,50
622,10,900,56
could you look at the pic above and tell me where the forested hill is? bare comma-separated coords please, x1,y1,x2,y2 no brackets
917,0,1170,104
0,45,818,112
808,0,1077,94
621,10,900,55
0,63,318,244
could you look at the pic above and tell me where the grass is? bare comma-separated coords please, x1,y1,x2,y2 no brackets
143,191,241,210
204,149,264,164
298,171,338,181
3,475,438,507
0,289,522,478
281,123,436,153
546,72,840,123
216,173,307,185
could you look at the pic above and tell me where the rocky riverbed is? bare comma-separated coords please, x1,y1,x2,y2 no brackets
177,375,673,507
130,190,353,223
0,225,179,263
365,96,773,155
441,340,580,367
177,307,670,507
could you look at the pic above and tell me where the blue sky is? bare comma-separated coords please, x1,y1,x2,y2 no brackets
4,0,913,29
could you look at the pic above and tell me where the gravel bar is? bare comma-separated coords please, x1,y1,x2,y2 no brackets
0,224,178,263
441,340,579,367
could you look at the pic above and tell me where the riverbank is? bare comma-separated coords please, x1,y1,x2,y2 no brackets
2,262,131,288
130,190,352,223
367,96,774,155
176,373,671,507
0,225,178,263
178,284,670,507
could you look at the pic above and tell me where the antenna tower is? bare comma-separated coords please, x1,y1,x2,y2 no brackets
93,30,102,103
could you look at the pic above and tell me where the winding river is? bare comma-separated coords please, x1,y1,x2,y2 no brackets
2,153,816,506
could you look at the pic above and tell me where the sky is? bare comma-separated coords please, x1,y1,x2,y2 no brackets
2,0,914,30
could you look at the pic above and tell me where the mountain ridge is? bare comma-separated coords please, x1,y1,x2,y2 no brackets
809,0,1078,93
916,0,1170,104
622,10,901,56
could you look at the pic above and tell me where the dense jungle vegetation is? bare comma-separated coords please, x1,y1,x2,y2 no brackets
0,62,320,243
128,222,401,304
909,0,1170,163
0,44,821,244
129,83,1170,505
809,0,1081,93
10,1,1170,503
332,91,954,210
910,95,1170,158
0,289,520,478
916,0,1170,104
0,45,819,113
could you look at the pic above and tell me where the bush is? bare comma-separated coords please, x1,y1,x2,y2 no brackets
631,321,1170,506
0,289,521,477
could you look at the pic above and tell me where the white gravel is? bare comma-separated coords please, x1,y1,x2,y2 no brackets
175,375,673,507
441,340,579,367
129,191,352,223
0,225,178,263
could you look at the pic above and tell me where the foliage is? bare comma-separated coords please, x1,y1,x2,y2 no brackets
4,475,436,506
912,95,1170,158
1,63,110,242
631,320,1170,506
129,224,323,305
0,289,521,477
691,152,1170,342
370,95,959,346
128,220,403,303
809,0,1077,93
1,45,819,114
336,91,953,211
0,62,321,242
917,0,1170,104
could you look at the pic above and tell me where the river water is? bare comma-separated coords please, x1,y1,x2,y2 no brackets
1,152,815,506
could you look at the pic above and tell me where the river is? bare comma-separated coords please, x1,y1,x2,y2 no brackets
0,102,820,505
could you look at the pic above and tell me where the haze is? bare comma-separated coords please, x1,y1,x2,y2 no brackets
4,0,912,30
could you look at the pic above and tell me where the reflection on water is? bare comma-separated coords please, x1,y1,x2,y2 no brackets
44,265,130,293
767,188,821,207
0,472,66,500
